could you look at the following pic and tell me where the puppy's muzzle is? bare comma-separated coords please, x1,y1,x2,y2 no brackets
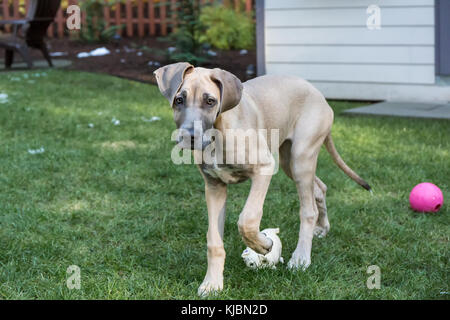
176,127,212,150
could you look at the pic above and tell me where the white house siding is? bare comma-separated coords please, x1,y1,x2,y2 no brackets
264,0,450,102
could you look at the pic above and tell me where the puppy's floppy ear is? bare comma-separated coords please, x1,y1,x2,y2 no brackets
210,68,243,113
153,62,194,105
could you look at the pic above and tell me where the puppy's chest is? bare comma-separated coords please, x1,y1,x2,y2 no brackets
202,163,249,184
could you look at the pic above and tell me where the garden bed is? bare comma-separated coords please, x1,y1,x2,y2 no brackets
38,37,256,83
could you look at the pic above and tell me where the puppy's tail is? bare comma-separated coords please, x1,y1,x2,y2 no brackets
324,134,371,191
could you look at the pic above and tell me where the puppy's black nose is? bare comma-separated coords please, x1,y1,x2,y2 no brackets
187,128,195,138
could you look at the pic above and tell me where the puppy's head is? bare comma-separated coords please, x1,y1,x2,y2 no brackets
154,62,243,149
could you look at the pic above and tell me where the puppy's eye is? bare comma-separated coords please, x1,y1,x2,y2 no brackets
175,97,183,105
206,97,216,106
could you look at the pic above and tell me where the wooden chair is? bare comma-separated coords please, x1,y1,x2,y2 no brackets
0,0,61,69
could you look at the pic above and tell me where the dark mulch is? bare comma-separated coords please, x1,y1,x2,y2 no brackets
38,37,256,84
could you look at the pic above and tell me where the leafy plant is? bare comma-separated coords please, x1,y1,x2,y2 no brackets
78,0,122,43
159,0,210,65
199,5,254,50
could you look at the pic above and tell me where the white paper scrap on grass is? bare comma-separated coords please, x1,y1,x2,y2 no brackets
147,61,161,67
90,47,110,56
124,46,135,53
141,116,161,122
28,147,45,155
32,72,47,77
0,93,9,104
77,47,111,58
50,52,68,57
112,117,120,125
77,52,90,58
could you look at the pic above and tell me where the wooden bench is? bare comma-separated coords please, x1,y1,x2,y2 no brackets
0,0,61,69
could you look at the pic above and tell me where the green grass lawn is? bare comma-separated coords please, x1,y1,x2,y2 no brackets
0,70,448,299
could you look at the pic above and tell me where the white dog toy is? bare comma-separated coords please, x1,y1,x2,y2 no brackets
241,228,284,269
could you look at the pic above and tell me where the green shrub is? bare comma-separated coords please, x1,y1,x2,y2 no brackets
159,0,208,65
78,0,121,43
199,6,254,50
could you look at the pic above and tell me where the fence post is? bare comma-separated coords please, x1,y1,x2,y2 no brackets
234,0,240,12
125,0,132,37
56,6,64,38
137,0,144,37
246,0,252,14
115,0,122,36
104,0,110,29
171,0,177,31
13,0,19,18
160,1,167,36
2,1,10,32
149,0,155,36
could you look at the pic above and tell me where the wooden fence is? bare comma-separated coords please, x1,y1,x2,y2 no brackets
0,0,254,38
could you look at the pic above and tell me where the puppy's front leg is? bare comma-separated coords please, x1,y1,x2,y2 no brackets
198,180,227,297
238,173,274,255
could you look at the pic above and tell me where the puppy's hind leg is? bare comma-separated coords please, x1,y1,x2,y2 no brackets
287,107,331,270
313,176,330,238
287,144,321,270
280,140,329,238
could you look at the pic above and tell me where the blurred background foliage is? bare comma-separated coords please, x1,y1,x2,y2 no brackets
4,0,255,50
199,5,254,50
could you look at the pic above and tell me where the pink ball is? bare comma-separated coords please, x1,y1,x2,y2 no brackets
409,183,444,213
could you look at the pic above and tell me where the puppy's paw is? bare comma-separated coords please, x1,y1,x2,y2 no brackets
313,225,329,238
242,232,273,255
287,252,310,271
198,278,223,297
251,242,272,256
